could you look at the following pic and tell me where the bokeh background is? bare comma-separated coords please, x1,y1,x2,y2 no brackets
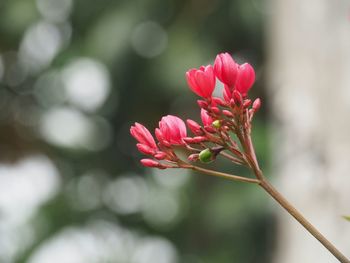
0,0,349,262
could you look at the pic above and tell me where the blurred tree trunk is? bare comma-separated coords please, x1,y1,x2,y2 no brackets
267,0,350,262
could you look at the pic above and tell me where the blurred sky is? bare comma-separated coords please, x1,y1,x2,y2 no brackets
0,0,274,262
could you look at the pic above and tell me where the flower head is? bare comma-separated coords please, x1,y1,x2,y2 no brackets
235,63,255,96
214,53,239,87
186,65,216,98
156,115,187,145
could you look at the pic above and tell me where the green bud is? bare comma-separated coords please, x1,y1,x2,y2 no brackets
212,120,221,129
199,148,213,163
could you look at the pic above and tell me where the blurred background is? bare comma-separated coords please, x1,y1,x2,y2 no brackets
0,0,349,262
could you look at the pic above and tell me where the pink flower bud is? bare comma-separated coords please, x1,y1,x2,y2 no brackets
140,159,161,168
210,107,220,114
197,100,208,109
183,137,195,144
233,90,243,105
222,110,233,117
130,123,158,150
186,119,203,135
252,98,261,111
243,99,252,108
214,53,239,87
158,115,187,145
155,128,171,147
235,63,255,96
188,154,199,162
212,97,226,106
154,152,167,160
192,136,207,143
204,126,216,133
137,143,156,155
201,109,213,127
186,65,216,98
229,99,235,107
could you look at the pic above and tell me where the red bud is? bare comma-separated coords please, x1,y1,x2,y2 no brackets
210,107,220,114
154,152,167,160
243,99,252,108
137,144,156,155
252,98,261,112
186,119,203,135
197,100,208,109
222,110,233,117
233,90,243,106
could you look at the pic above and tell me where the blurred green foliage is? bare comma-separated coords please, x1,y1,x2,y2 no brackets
0,0,274,262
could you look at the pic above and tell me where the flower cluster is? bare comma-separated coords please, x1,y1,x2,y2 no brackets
131,53,350,263
130,52,261,171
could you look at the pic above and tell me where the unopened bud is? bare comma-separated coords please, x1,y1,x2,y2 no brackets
222,110,233,117
199,149,213,163
212,120,221,129
204,126,216,133
140,159,163,168
192,136,207,143
243,99,252,108
197,100,208,109
233,90,243,106
137,144,155,155
154,152,167,160
186,119,203,135
183,137,195,144
252,98,261,112
229,99,236,107
212,97,226,106
188,154,199,162
210,107,220,114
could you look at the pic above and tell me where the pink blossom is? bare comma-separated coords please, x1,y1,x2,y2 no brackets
235,63,255,95
186,65,216,98
214,53,239,87
130,123,158,150
156,115,187,145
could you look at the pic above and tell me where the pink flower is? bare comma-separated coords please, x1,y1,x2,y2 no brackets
130,123,158,151
201,109,213,127
214,53,239,87
186,65,216,98
235,63,255,95
140,159,166,169
156,115,187,145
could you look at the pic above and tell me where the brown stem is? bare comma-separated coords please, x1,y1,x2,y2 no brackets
220,151,245,165
189,165,259,184
240,128,349,262
258,177,350,263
